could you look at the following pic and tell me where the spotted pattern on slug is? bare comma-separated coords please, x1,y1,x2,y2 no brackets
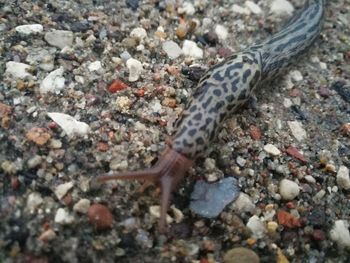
173,52,262,158
173,0,325,159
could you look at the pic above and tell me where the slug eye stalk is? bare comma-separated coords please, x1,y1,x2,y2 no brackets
93,148,193,233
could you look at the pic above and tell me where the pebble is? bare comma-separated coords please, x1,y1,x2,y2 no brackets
5,62,33,79
26,127,51,145
288,121,307,141
223,247,260,263
246,215,266,239
55,208,75,224
285,146,307,163
38,229,56,242
73,199,91,214
108,79,129,93
126,58,143,82
304,175,316,184
26,48,55,72
215,25,228,40
289,70,303,82
270,0,295,16
15,24,43,35
336,165,350,190
88,204,113,230
236,156,246,167
277,210,300,228
182,40,203,59
245,1,262,15
1,160,17,174
26,192,43,211
27,155,43,169
264,144,281,156
279,179,300,200
267,221,278,234
120,51,132,62
330,220,350,249
232,4,251,15
162,40,183,59
47,112,90,138
54,182,74,200
44,30,74,49
179,2,196,15
149,206,173,224
130,27,147,41
40,67,66,93
88,61,102,72
190,177,240,218
231,192,256,213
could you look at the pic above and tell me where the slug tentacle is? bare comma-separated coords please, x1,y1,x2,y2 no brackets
94,148,193,232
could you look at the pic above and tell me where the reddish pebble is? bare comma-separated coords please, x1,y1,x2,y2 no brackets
108,79,128,93
11,176,20,189
136,88,145,97
318,86,331,98
286,201,295,209
289,88,301,97
62,194,73,206
277,210,301,228
88,204,113,230
286,146,307,163
97,142,109,152
249,125,262,140
340,123,350,137
48,121,58,129
312,229,326,241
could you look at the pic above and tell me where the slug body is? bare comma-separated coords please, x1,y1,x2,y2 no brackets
96,0,325,232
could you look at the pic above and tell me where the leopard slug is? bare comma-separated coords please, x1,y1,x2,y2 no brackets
95,0,325,232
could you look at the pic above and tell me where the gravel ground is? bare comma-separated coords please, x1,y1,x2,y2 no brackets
0,0,350,262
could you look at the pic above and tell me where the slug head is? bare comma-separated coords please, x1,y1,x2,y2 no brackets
93,148,193,233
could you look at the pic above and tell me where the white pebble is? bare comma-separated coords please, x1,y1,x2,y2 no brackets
288,121,307,141
289,70,303,82
40,67,66,93
231,192,256,213
246,215,266,239
232,4,251,15
236,156,246,167
26,192,43,211
54,181,74,200
47,112,90,138
88,61,102,72
73,199,91,214
15,24,43,35
126,58,143,82
149,206,173,224
55,208,75,224
263,144,281,156
130,27,147,40
330,220,350,249
27,155,43,169
336,165,350,190
182,40,203,59
283,98,293,108
245,1,262,14
279,179,300,200
304,175,316,184
215,25,228,40
162,40,183,59
44,30,74,49
180,2,196,15
5,61,33,79
270,0,295,16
